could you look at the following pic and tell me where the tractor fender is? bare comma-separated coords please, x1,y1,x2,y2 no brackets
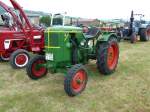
97,32,118,42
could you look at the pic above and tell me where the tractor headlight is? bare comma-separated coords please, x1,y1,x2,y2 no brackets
80,40,86,46
46,53,54,61
34,35,42,39
4,40,11,50
88,40,93,48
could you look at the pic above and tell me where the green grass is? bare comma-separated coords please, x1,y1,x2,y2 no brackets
0,41,150,112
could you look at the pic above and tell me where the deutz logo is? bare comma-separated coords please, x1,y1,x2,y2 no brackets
64,33,69,41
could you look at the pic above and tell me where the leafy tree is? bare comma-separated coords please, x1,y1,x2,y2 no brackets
40,16,51,27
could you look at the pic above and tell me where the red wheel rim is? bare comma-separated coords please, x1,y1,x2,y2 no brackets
32,60,47,77
71,70,87,93
107,43,119,70
15,54,28,66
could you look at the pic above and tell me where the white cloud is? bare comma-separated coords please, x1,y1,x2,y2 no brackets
2,0,150,20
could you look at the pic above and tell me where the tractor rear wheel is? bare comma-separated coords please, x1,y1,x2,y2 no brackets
26,55,47,80
10,49,30,69
130,33,137,43
140,28,150,41
64,64,88,97
97,37,119,75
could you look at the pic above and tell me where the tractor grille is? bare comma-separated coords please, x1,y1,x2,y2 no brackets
50,33,59,46
47,33,59,46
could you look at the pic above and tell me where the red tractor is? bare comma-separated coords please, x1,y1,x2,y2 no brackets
0,0,44,68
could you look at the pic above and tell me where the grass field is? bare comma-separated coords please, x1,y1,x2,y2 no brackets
0,41,150,112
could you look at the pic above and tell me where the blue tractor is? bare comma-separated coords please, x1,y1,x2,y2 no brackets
123,11,150,43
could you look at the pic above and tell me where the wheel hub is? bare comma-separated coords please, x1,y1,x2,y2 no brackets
32,60,47,77
16,54,27,65
15,53,29,68
76,79,82,84
72,70,85,92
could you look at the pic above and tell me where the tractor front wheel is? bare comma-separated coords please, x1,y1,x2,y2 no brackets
10,49,30,69
26,55,47,80
64,64,88,97
97,37,119,75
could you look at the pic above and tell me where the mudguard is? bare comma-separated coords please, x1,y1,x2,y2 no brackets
97,32,118,42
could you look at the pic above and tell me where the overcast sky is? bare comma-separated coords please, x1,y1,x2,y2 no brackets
3,0,150,20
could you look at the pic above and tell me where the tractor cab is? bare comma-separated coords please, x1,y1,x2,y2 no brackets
51,13,75,26
51,14,64,26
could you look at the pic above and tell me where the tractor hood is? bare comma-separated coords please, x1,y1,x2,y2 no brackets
45,26,82,32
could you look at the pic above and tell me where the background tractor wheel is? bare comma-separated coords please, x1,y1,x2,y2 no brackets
10,49,30,69
64,64,88,97
26,55,47,80
130,33,137,43
139,28,150,41
97,37,119,75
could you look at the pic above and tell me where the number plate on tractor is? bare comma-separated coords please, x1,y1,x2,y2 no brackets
46,53,54,61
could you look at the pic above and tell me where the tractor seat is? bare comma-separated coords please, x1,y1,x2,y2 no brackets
84,27,101,40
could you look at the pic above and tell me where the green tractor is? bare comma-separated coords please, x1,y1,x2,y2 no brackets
26,15,119,97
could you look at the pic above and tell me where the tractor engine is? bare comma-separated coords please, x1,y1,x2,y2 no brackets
44,26,84,69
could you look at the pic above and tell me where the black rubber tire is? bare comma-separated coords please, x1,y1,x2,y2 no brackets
0,57,4,62
117,36,121,42
97,37,119,75
0,54,9,62
139,28,150,41
130,33,136,44
10,49,30,69
64,64,88,97
26,55,47,80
